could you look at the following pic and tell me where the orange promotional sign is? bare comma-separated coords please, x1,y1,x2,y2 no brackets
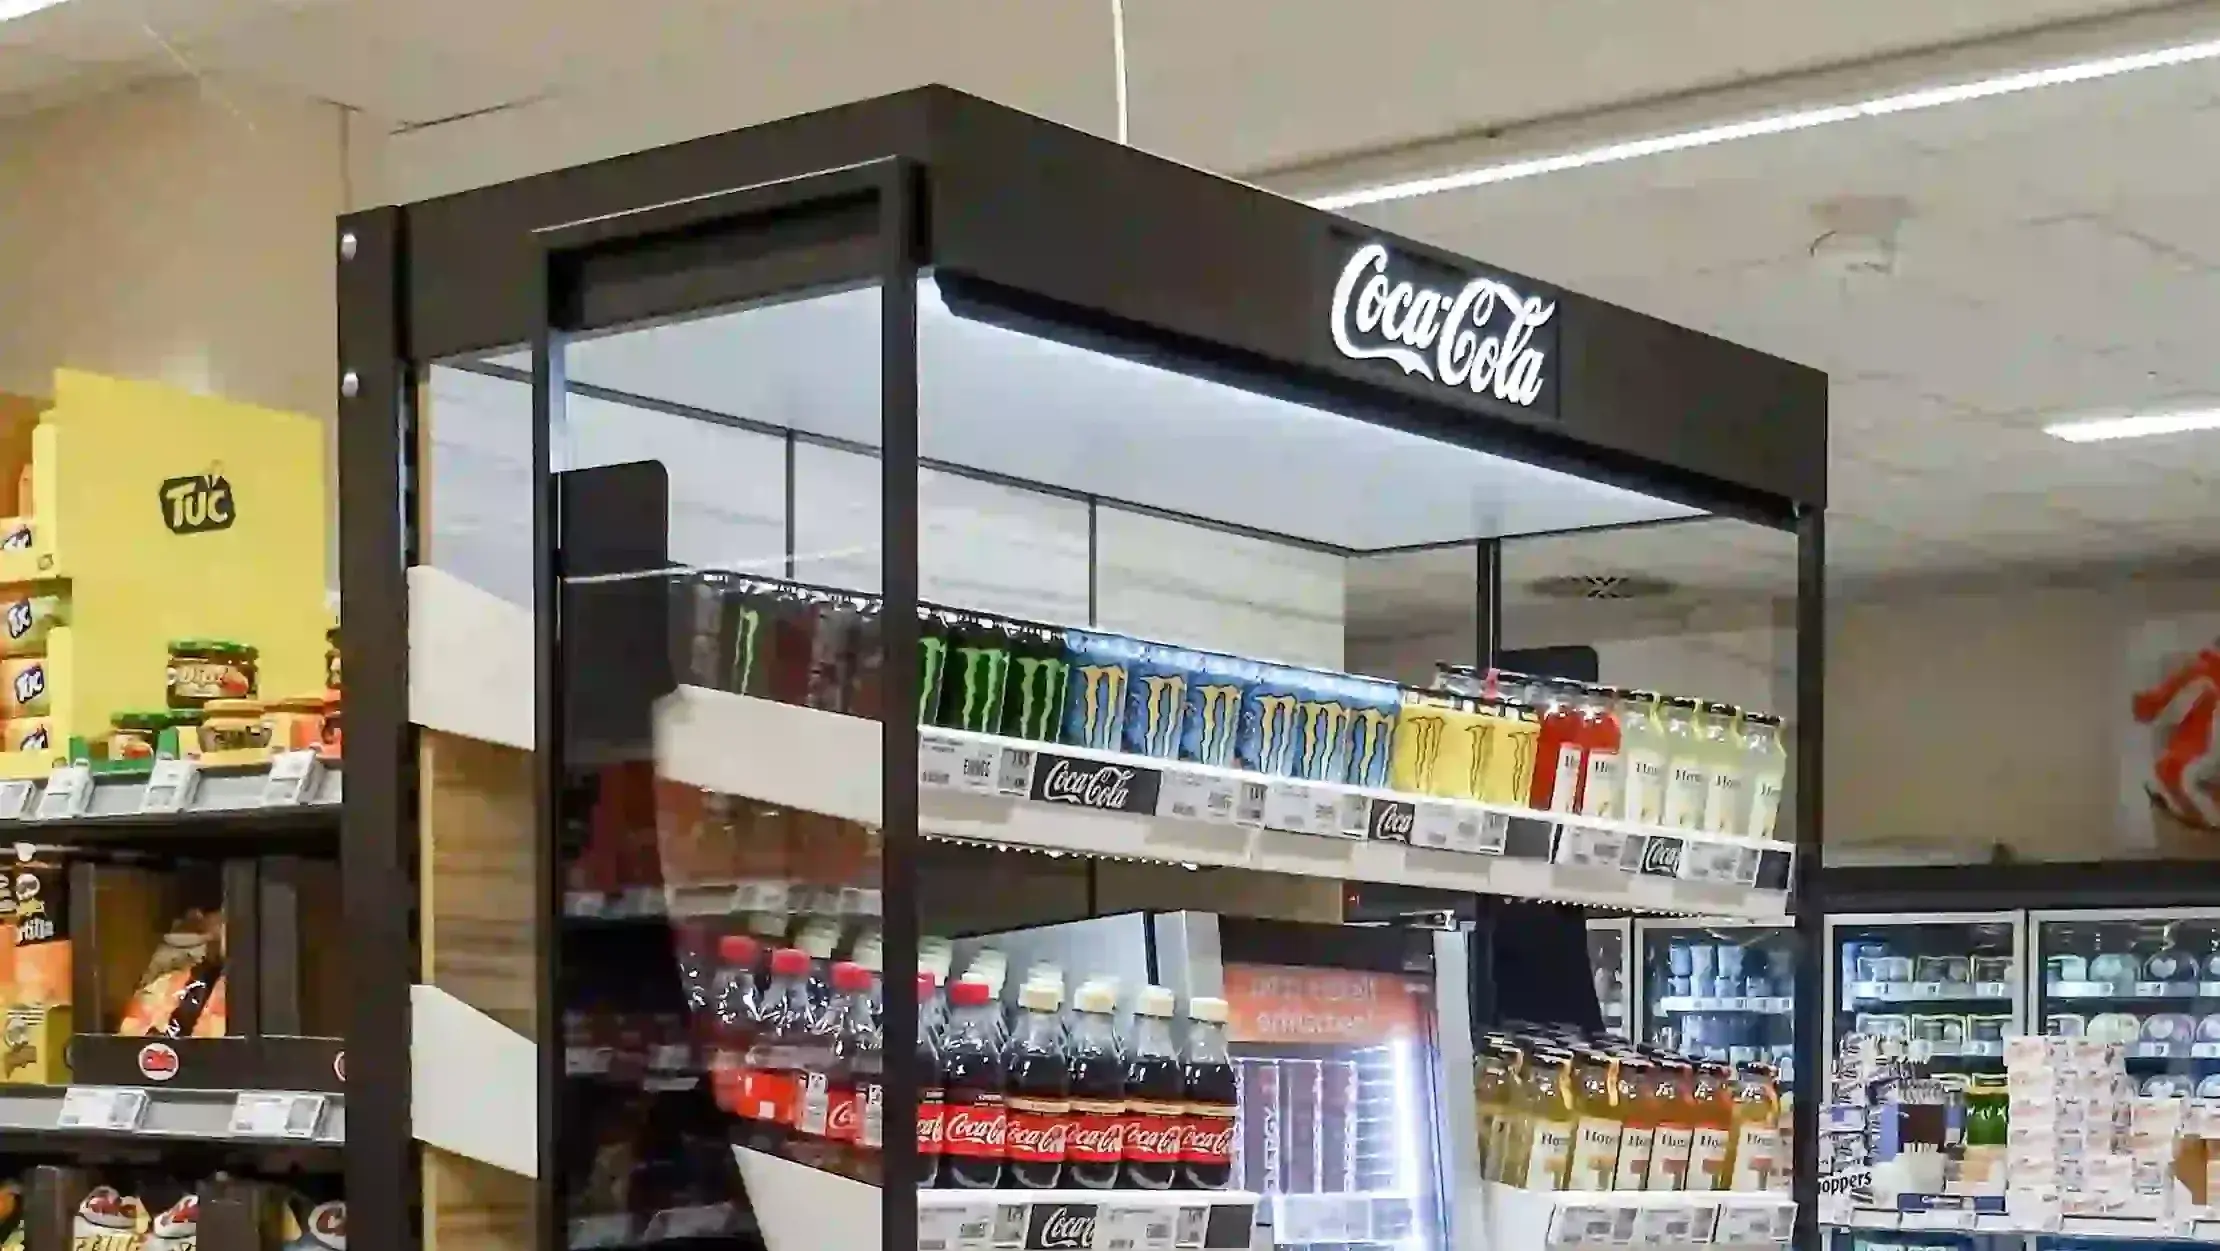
1221,962,1427,1046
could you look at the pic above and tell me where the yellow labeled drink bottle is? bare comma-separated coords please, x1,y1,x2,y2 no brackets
1512,1048,1576,1190
1565,1050,1624,1190
1727,1063,1783,1191
1474,1042,1514,1181
1610,1056,1659,1191
1646,1061,1696,1191
1687,1062,1736,1192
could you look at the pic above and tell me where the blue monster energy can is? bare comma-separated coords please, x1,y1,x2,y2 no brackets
1123,642,1202,760
1340,675,1402,789
1179,652,1256,769
1237,664,1311,778
1061,630,1141,753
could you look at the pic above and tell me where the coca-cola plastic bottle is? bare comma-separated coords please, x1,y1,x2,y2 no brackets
1004,981,1070,1189
1179,996,1236,1190
939,976,1008,1188
744,947,824,1157
916,973,945,1189
1120,986,1184,1190
708,935,763,1116
818,961,883,1182
1065,981,1126,1190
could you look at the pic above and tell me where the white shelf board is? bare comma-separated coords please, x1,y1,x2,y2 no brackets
412,984,536,1177
1474,1181,1792,1250
409,565,534,750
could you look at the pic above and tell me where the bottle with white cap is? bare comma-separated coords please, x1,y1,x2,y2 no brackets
1180,996,1236,1189
1121,985,1184,1189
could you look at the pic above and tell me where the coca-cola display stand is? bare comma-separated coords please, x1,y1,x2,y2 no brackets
340,86,1828,1251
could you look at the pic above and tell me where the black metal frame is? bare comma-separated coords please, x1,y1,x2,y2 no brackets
338,85,1830,1251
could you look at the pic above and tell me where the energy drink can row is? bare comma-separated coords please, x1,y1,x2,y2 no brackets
1388,691,1540,805
921,610,1069,740
670,570,882,714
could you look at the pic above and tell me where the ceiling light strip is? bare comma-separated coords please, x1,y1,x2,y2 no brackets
1310,36,2220,210
2045,409,2220,442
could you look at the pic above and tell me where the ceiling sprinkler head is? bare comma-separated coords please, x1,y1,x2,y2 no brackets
1809,195,1911,282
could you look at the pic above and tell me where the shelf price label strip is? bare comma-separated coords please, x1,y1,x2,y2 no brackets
228,1090,328,1139
56,1086,148,1133
917,730,1789,905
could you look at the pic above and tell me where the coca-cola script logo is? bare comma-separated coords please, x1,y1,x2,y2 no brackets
1028,753,1160,813
1008,1114,1071,1160
1181,1120,1237,1162
1123,1117,1184,1161
1026,1205,1099,1251
1638,834,1685,878
1330,242,1555,408
1369,799,1415,843
1066,1118,1125,1160
916,1102,946,1151
943,1105,1007,1155
826,1093,860,1141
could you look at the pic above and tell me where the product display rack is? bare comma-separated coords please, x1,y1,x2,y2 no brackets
1824,911,2022,1071
337,86,1828,1251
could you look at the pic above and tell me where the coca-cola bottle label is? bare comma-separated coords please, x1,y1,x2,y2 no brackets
823,1082,860,1144
736,1068,797,1124
1121,1099,1183,1163
917,1091,946,1156
796,1072,833,1136
859,1083,885,1150
1006,1096,1072,1162
943,1096,1008,1159
1066,1098,1127,1163
1179,1105,1235,1165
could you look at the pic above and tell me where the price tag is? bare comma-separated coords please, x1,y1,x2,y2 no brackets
2136,981,2173,998
1100,1203,1177,1251
1717,1204,1779,1243
1631,1205,1696,1244
139,758,200,814
1156,771,1240,825
35,765,90,820
2192,1042,2220,1059
1912,981,1946,999
919,735,999,795
1336,792,1371,837
1974,981,2012,998
0,781,33,821
228,1091,327,1139
1469,810,1510,855
1551,1205,1616,1245
992,746,1037,797
1555,824,1629,868
259,750,322,807
56,1086,147,1132
2132,1042,2177,1059
1409,802,1458,849
1262,782,1337,837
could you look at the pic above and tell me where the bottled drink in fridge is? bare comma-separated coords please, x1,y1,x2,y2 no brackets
1121,986,1185,1190
820,961,883,1182
1697,704,1748,835
916,973,945,1189
1742,713,1788,839
734,947,821,1152
1687,1062,1735,1191
1004,980,1071,1189
1065,982,1126,1190
1179,996,1236,1190
1618,691,1670,824
940,976,1008,1189
1659,697,1709,829
708,935,763,1117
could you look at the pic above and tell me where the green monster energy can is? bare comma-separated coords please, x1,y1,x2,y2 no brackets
932,611,1014,734
916,608,953,725
671,571,773,696
999,620,1070,744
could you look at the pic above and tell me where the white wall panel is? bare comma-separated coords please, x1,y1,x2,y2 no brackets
1095,510,1344,668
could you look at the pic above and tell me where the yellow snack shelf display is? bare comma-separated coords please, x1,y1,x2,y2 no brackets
0,372,329,779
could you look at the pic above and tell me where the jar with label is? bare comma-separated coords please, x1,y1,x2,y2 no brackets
1659,697,1709,830
263,696,326,753
1617,691,1670,824
107,710,197,762
199,700,271,753
167,640,258,708
1529,682,1587,814
1741,713,1788,839
1696,703,1747,834
1574,687,1624,820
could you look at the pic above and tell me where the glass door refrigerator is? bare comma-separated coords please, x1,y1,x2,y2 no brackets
1824,911,2023,1072
1633,919,1799,1082
1587,917,1633,1040
2032,907,2220,1099
949,911,1470,1251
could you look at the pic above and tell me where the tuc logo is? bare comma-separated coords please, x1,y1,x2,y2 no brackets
1329,241,1555,408
159,472,236,535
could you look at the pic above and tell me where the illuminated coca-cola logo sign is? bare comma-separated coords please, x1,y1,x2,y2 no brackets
1329,242,1555,408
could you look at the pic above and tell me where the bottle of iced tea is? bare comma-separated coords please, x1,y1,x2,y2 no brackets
1610,1056,1658,1192
1511,1048,1577,1190
1564,1050,1624,1190
1687,1062,1736,1192
1645,1060,1696,1191
1474,1041,1515,1182
1727,1062,1783,1192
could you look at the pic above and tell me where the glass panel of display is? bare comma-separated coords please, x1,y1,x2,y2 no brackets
1637,922,1798,1084
533,283,891,1241
1830,914,2021,1071
2035,909,2220,1098
1587,919,1632,1039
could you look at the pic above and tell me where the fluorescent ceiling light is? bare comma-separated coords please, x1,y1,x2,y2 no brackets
1311,36,2220,209
2045,408,2220,442
0,0,73,18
